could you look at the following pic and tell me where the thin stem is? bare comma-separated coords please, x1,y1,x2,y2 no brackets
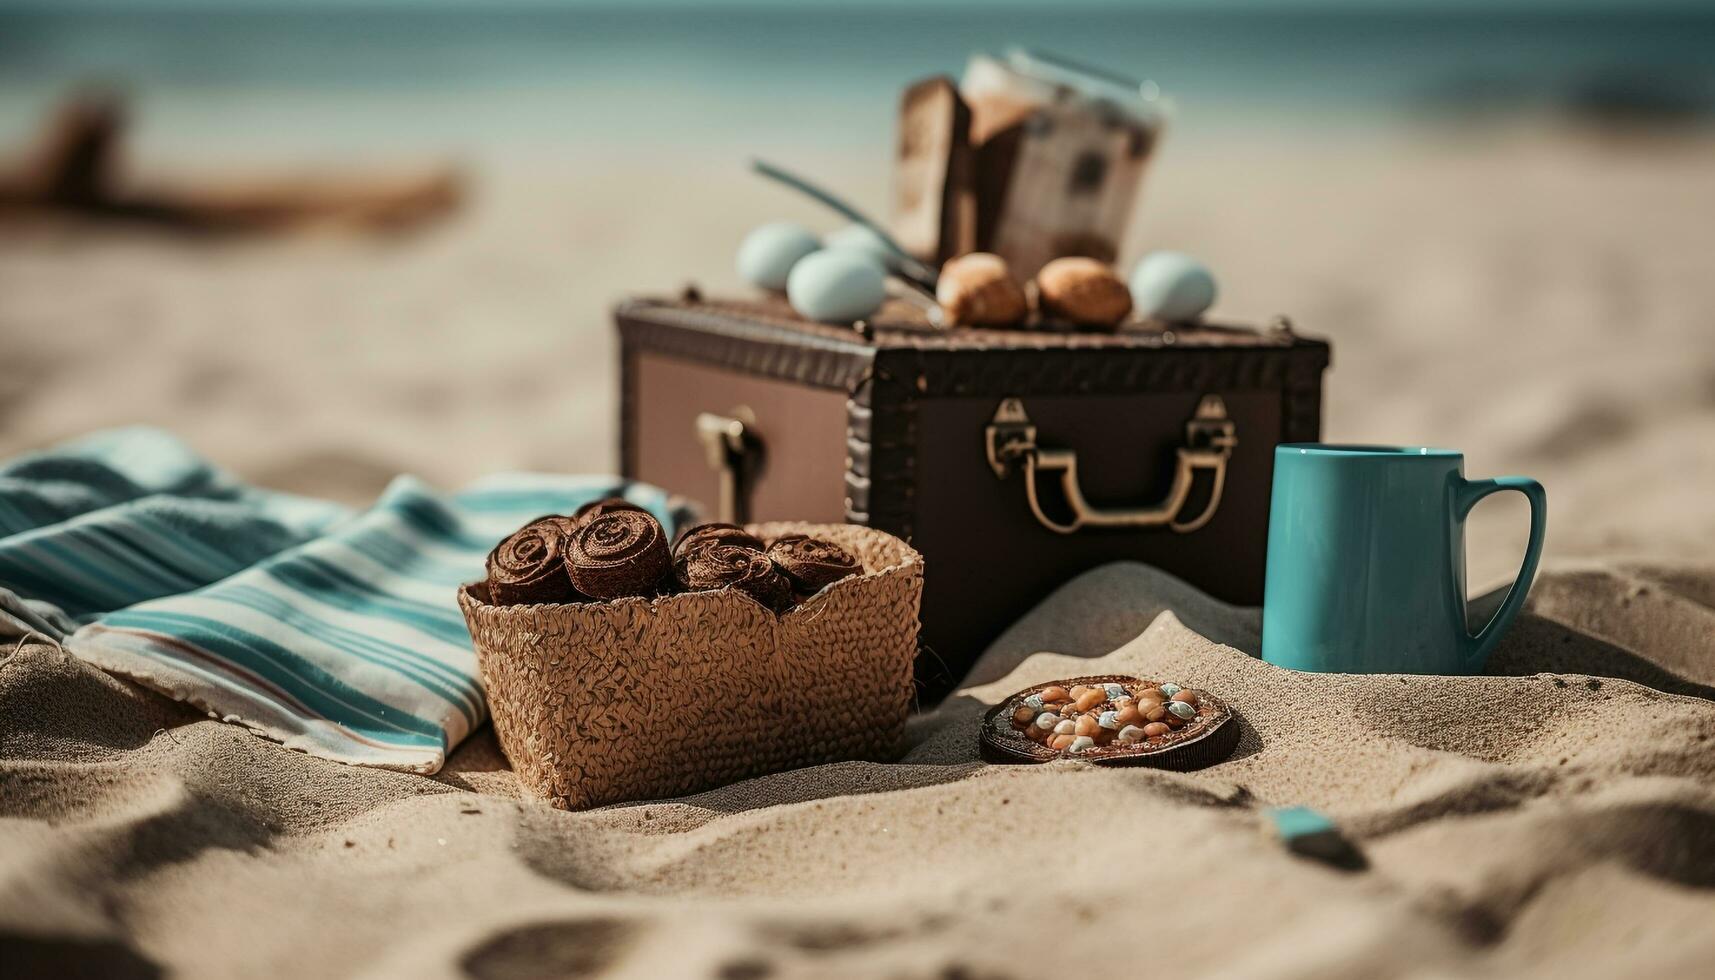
749,158,939,289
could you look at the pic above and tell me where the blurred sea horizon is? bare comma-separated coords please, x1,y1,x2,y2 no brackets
4,3,1715,164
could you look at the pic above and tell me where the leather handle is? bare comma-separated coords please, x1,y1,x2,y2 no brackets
695,406,762,524
985,395,1237,535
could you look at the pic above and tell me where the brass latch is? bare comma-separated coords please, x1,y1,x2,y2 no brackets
695,406,763,524
985,395,1236,534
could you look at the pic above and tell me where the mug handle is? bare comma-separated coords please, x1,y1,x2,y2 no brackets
1456,476,1547,672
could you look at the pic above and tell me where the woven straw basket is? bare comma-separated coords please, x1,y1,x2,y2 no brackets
458,522,922,810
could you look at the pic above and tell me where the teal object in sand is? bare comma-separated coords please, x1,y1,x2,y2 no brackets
1267,806,1366,870
737,222,821,291
1130,251,1217,322
1263,445,1546,675
786,249,886,323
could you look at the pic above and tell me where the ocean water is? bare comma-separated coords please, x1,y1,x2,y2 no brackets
2,5,1713,158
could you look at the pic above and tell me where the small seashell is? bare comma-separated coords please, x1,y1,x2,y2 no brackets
1117,724,1146,743
787,249,887,324
1129,251,1217,323
1023,693,1045,710
1049,733,1076,751
1143,722,1171,738
1035,257,1132,329
937,252,1028,328
1168,700,1197,720
1054,719,1078,736
1012,705,1037,726
1159,683,1183,698
1034,712,1059,732
737,222,821,291
1098,710,1121,730
1040,686,1071,703
1068,735,1096,754
1102,683,1127,700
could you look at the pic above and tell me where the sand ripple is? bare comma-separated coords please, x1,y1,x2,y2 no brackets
3,559,1712,977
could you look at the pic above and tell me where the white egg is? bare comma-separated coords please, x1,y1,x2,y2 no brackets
1129,251,1218,322
823,223,902,269
737,222,821,291
786,249,887,323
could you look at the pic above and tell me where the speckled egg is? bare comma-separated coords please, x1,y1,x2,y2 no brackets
786,249,887,323
824,224,902,269
1129,251,1218,322
737,222,822,291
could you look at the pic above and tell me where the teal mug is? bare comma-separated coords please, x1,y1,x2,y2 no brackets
1262,445,1546,674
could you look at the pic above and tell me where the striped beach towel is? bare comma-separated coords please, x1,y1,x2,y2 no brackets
0,428,692,773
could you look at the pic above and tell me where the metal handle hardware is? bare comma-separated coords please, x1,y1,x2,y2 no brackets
695,406,763,524
985,395,1237,534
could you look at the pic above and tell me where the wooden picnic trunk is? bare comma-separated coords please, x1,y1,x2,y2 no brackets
617,295,1331,702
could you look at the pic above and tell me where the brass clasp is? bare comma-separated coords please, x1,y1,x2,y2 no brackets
984,395,1237,534
985,398,1038,479
695,406,762,524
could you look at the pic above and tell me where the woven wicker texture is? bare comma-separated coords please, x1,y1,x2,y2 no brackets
459,522,922,810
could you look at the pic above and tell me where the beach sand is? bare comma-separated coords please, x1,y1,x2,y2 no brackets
3,125,1712,585
2,122,1714,977
4,560,1713,979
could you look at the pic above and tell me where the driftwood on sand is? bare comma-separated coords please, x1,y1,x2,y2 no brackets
0,90,462,234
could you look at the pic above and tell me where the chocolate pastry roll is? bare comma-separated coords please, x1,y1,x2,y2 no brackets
564,510,672,600
673,521,764,557
485,515,582,606
572,496,649,527
766,534,862,594
675,542,794,612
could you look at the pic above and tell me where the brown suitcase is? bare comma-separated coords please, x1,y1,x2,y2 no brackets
617,294,1331,701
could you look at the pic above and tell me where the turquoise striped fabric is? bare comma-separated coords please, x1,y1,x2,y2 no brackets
0,429,692,773
0,428,352,622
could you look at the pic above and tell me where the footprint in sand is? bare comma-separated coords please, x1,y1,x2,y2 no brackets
459,918,638,980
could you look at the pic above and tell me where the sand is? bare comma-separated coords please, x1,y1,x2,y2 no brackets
3,559,1713,979
3,125,1713,586
3,122,1715,977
